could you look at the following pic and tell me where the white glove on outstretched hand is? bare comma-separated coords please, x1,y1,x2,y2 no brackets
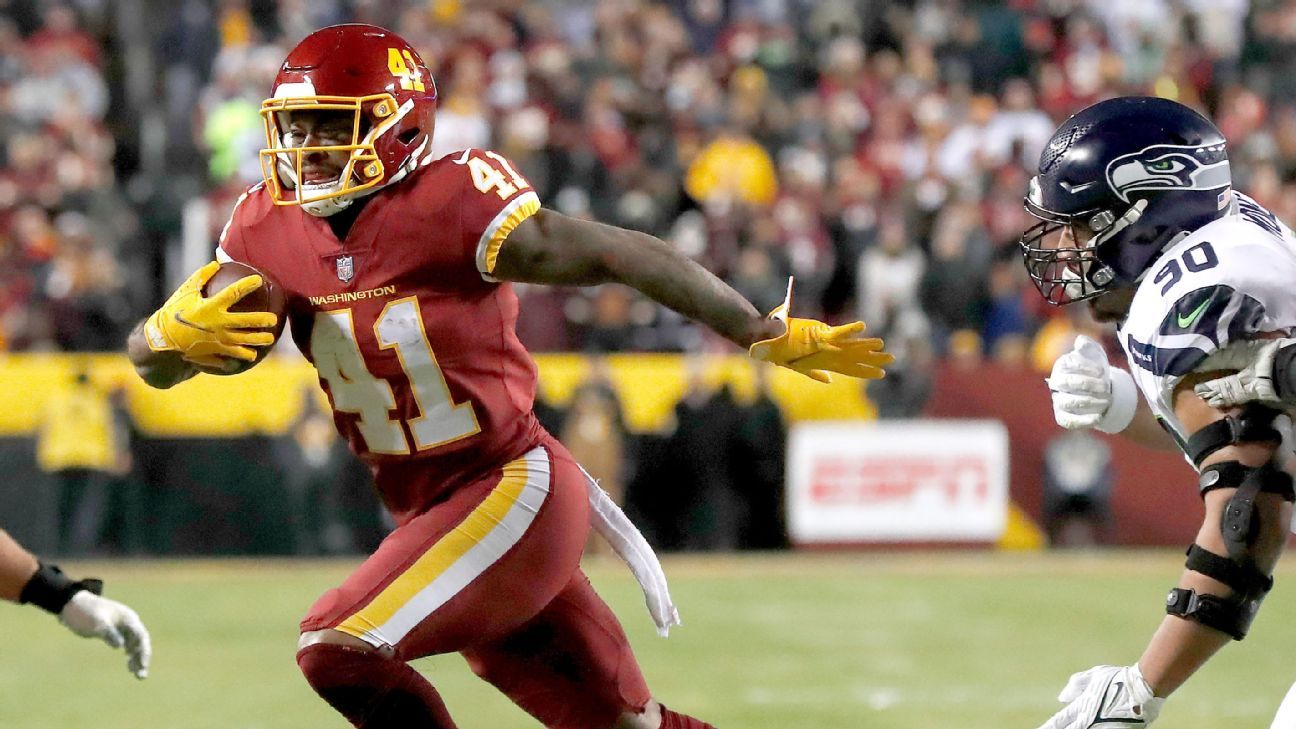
1038,664,1164,729
1194,338,1293,408
60,590,152,679
1047,335,1138,434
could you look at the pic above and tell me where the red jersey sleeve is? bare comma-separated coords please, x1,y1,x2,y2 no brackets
446,149,542,282
214,183,264,266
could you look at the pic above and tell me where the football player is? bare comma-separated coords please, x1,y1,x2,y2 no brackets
1027,96,1296,728
1,527,150,678
126,24,892,729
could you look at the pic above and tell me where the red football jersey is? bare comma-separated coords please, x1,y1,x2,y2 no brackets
218,149,547,524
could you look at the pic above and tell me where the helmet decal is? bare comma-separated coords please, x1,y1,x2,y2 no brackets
1105,142,1230,203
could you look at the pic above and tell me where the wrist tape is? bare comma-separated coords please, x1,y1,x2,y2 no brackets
19,562,102,615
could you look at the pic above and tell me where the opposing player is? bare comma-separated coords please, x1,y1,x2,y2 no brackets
1,527,150,678
127,24,891,729
1024,96,1296,728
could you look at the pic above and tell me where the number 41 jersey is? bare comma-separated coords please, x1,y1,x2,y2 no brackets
218,149,546,524
1118,192,1296,449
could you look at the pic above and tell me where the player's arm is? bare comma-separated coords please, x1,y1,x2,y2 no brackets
493,208,893,380
127,261,276,389
0,527,38,601
496,209,776,347
127,320,198,389
1037,374,1291,728
1194,336,1296,409
1123,400,1177,451
0,528,152,679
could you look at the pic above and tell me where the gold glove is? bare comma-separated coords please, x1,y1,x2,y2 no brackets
749,278,893,383
143,261,277,363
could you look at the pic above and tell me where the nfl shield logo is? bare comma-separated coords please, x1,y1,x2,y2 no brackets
335,255,355,283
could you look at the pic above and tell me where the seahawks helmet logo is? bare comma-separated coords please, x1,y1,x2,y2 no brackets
1105,142,1230,202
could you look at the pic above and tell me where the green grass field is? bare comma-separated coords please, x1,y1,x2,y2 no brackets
1,551,1293,728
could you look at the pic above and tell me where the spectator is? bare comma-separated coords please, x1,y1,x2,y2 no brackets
857,216,924,339
919,200,991,347
982,256,1031,359
25,4,101,69
732,364,787,550
9,44,107,125
684,125,779,208
559,359,629,556
659,359,744,551
35,369,124,554
428,48,493,160
1042,429,1114,547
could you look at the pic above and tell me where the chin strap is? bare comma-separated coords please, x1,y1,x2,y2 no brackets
298,136,433,218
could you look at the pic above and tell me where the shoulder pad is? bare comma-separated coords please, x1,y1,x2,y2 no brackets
1123,229,1296,376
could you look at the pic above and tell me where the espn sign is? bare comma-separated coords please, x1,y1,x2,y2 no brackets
788,420,1008,544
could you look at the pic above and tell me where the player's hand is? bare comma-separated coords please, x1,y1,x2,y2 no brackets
143,261,278,364
748,278,894,383
1046,335,1137,434
60,590,152,680
1038,664,1163,729
1194,338,1292,407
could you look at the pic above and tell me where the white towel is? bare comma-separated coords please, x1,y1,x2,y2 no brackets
582,468,681,637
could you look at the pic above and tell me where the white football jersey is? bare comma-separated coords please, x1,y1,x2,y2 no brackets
1118,192,1296,452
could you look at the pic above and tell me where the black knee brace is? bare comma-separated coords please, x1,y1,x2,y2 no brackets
1185,404,1283,469
1198,460,1294,559
1168,407,1294,640
1167,544,1272,640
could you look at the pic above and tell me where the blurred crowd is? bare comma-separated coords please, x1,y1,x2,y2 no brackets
14,0,1293,553
0,3,149,351
4,0,1296,372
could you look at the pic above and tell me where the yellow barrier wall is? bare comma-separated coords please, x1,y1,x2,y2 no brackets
3,353,877,437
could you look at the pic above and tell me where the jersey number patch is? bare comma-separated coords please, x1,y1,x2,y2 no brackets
310,297,479,455
1153,241,1219,295
467,151,530,200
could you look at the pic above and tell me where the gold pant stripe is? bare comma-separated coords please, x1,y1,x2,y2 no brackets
335,446,550,645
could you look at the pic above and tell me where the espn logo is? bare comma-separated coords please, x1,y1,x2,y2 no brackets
808,456,990,506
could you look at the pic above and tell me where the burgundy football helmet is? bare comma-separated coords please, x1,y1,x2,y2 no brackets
259,24,438,216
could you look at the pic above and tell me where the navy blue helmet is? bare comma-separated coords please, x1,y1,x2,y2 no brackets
1020,96,1232,305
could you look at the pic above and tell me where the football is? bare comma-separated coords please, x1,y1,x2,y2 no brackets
200,260,288,375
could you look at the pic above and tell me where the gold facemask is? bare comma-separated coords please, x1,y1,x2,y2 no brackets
258,93,402,208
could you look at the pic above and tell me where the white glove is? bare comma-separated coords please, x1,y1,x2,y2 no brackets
60,590,152,679
1194,338,1292,408
1046,335,1138,434
1038,664,1164,729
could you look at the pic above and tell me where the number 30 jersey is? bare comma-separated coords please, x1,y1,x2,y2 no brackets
1118,192,1296,448
218,148,545,523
